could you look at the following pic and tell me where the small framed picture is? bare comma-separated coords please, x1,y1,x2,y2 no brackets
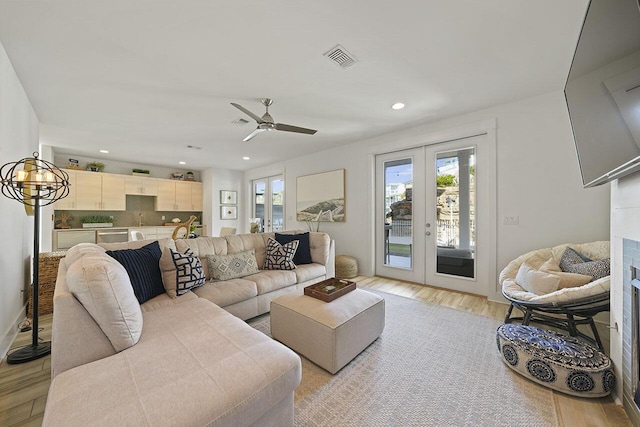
221,206,237,220
220,190,237,205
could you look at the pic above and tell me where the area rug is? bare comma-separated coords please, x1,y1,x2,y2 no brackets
248,288,558,427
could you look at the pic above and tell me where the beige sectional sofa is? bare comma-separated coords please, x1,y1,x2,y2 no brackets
43,231,335,426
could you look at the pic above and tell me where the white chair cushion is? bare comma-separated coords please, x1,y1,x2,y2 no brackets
515,262,561,295
539,258,593,289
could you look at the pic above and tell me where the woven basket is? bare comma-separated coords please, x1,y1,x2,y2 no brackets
336,255,358,279
27,251,66,317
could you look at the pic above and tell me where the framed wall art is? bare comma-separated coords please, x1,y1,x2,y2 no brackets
220,190,237,205
221,206,237,220
296,169,345,222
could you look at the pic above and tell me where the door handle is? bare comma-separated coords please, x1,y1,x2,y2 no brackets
426,231,431,236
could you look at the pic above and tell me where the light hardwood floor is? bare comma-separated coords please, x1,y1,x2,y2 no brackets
0,276,632,427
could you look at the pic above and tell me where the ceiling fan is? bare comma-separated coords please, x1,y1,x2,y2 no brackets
231,98,317,142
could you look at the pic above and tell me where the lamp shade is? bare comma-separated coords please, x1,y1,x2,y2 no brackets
0,151,70,207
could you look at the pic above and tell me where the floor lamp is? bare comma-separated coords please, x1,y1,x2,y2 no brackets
0,152,69,364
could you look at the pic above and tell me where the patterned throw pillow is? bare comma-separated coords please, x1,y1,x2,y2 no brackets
559,247,592,271
206,249,259,281
565,258,610,281
264,237,299,270
159,248,206,298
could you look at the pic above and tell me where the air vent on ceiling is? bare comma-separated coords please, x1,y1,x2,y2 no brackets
186,145,202,150
323,44,358,69
232,117,250,125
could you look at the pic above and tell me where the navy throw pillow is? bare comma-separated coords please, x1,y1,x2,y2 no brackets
276,232,312,265
106,241,165,304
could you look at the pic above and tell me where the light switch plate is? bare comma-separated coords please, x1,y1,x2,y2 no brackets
503,216,519,225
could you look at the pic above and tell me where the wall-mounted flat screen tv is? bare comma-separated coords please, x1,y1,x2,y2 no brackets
565,0,640,187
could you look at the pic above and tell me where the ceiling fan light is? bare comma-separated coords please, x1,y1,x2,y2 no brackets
392,102,405,110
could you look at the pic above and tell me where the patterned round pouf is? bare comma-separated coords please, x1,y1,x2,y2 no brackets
496,324,615,397
335,255,358,279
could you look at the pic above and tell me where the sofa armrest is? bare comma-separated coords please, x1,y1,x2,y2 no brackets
326,239,336,278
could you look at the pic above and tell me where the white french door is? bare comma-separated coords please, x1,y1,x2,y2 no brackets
252,175,285,232
375,134,495,296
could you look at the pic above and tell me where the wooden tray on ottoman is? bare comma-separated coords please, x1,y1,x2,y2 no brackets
304,278,356,302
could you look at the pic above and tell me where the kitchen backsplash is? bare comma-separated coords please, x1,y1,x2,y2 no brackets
54,195,201,229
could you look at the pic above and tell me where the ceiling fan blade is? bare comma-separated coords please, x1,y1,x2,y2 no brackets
243,128,267,142
231,103,265,124
274,123,317,135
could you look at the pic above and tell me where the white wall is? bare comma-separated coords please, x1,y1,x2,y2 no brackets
245,90,610,301
207,168,243,237
0,41,39,358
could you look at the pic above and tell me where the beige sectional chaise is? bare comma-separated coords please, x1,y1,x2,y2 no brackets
43,232,335,426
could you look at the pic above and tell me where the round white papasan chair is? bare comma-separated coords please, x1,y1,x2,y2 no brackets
499,241,610,350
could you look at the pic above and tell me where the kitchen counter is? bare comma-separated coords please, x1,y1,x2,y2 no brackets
53,224,206,251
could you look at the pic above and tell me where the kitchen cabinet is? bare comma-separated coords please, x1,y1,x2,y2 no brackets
191,182,203,211
124,175,158,196
54,169,77,210
74,172,102,210
155,181,202,212
54,170,125,211
100,174,126,210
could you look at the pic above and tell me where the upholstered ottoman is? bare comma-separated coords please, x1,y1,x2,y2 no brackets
271,289,385,374
497,324,615,397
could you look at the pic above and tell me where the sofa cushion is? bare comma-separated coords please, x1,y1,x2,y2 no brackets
193,279,258,307
175,237,228,280
43,298,302,427
206,249,260,281
309,232,331,265
159,248,206,298
293,263,327,283
243,270,297,294
276,232,312,265
265,238,299,270
225,234,270,268
140,291,199,313
515,262,561,295
106,241,165,304
66,253,143,352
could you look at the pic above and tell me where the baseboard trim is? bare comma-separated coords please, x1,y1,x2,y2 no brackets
0,304,26,362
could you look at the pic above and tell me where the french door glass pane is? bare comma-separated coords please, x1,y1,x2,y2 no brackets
435,148,475,278
254,181,265,233
271,179,284,232
384,158,413,268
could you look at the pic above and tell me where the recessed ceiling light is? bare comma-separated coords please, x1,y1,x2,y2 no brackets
392,102,405,110
178,161,186,165
242,156,250,160
99,149,109,154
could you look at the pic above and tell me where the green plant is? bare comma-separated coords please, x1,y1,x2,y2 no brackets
132,168,149,174
81,215,114,224
436,174,456,187
86,161,105,172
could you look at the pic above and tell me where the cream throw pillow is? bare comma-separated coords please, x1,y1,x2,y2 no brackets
515,262,561,295
540,258,593,289
66,253,143,352
206,249,260,281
